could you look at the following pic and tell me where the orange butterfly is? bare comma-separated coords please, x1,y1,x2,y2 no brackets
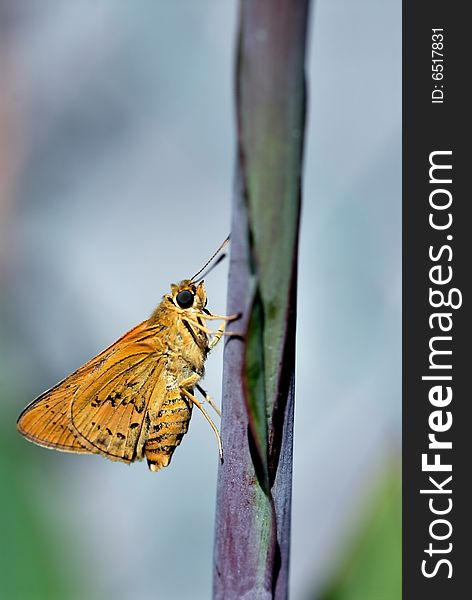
17,240,237,471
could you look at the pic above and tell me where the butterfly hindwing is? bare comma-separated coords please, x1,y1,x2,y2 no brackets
70,343,167,463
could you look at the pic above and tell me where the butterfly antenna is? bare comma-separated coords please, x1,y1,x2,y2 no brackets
190,235,230,282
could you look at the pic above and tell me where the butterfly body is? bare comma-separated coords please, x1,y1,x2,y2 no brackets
17,278,232,471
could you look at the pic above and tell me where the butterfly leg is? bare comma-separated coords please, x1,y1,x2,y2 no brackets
201,312,241,321
180,387,223,461
184,318,241,341
203,311,241,348
209,321,225,350
196,383,221,417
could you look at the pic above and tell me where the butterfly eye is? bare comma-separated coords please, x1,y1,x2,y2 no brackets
176,290,194,309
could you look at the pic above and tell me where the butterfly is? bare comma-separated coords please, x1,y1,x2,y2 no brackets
17,239,238,471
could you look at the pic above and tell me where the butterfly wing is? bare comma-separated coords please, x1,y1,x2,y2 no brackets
70,342,167,463
17,384,90,453
17,320,164,458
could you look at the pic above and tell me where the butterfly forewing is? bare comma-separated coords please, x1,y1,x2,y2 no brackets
16,340,115,453
17,386,89,453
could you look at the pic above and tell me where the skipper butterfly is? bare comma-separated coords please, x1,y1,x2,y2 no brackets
17,239,237,471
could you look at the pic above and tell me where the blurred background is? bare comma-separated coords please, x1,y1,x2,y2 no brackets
0,1,400,599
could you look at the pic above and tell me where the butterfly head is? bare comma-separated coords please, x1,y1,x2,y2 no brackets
170,279,207,311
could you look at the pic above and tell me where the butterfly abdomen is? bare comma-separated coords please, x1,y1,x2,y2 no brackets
145,391,193,471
